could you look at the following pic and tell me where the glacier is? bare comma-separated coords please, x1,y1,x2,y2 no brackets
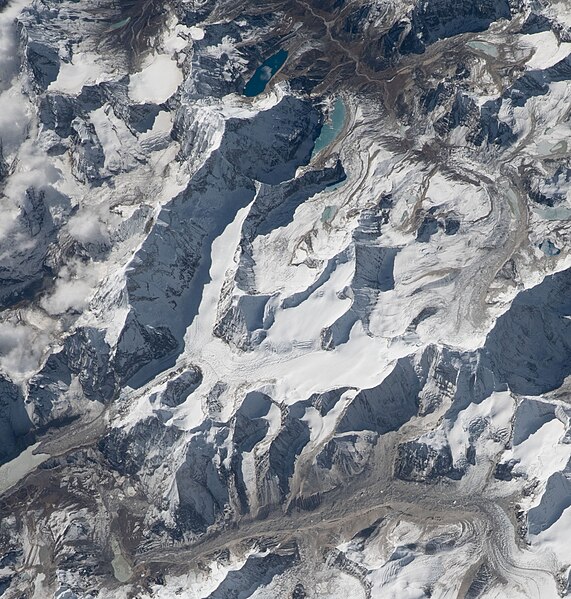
0,0,570,597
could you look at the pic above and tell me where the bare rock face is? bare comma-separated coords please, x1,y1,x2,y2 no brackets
1,0,571,596
22,39,61,91
28,327,115,428
70,118,107,184
485,266,571,395
395,440,464,482
0,188,57,309
118,95,323,385
0,377,33,464
336,0,513,70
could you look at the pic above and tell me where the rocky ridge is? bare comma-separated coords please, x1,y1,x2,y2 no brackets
0,0,570,597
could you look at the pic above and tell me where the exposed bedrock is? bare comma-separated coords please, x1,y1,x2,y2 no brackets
118,97,323,385
205,546,300,599
485,266,571,395
28,327,115,427
0,377,34,465
395,440,464,482
0,188,58,310
3,0,571,594
336,0,513,71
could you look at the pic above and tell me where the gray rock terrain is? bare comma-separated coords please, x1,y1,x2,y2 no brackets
0,0,570,596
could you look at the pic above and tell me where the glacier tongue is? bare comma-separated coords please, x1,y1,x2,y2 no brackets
1,0,571,596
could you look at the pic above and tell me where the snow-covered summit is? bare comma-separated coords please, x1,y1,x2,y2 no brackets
1,0,571,596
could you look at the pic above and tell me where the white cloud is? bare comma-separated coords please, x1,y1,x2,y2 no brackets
0,88,29,158
42,277,92,315
40,260,104,316
0,321,49,379
0,0,33,159
0,0,27,90
68,211,109,245
0,137,64,240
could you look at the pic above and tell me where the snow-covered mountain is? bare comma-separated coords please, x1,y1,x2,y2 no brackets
1,0,571,596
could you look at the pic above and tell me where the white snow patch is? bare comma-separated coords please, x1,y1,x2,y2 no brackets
0,443,50,495
163,24,193,53
533,504,571,566
264,257,354,349
521,31,571,70
129,54,183,104
189,26,205,41
49,52,109,94
508,418,569,489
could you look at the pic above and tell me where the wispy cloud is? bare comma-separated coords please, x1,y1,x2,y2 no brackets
68,210,110,245
0,320,50,380
40,260,104,316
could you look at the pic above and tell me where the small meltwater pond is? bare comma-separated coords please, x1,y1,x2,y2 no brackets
534,205,571,220
466,40,499,58
243,49,288,97
312,96,346,158
106,16,131,32
321,205,337,223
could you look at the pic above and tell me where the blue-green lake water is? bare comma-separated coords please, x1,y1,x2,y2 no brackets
466,40,499,58
107,17,131,31
243,50,288,97
321,205,337,223
312,97,346,157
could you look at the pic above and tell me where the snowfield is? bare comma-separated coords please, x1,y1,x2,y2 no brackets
0,0,571,596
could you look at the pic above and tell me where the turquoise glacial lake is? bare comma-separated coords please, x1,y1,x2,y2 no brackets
243,50,288,97
312,97,346,157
